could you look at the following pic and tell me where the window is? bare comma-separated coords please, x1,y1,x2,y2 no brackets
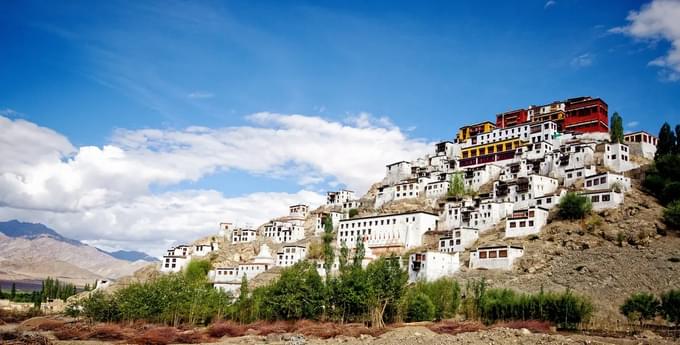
499,250,508,258
520,221,526,227
602,194,611,202
456,239,461,245
489,251,497,258
510,222,516,228
529,220,534,226
479,251,487,259
591,195,600,202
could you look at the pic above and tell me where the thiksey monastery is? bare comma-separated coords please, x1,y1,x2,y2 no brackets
158,96,658,295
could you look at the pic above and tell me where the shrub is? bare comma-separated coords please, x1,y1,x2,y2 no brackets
184,259,211,282
427,321,484,335
348,208,359,218
406,292,435,322
663,201,680,229
404,278,460,320
558,192,592,220
175,329,207,343
662,182,680,205
80,323,130,340
493,320,552,333
130,327,178,345
660,289,680,324
207,321,246,338
620,292,659,325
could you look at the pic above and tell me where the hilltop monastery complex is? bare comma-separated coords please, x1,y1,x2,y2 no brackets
158,96,658,294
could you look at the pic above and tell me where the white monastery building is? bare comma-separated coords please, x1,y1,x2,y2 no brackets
408,251,460,282
469,244,524,270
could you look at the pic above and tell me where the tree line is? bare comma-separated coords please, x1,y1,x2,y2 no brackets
73,249,594,329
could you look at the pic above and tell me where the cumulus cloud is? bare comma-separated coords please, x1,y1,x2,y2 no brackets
610,0,680,81
0,113,431,255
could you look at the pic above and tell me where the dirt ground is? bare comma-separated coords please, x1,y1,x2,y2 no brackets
3,322,679,345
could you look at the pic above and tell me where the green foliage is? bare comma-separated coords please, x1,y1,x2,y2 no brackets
657,122,677,158
10,283,16,300
339,241,349,272
41,277,77,301
353,238,365,268
404,278,460,320
664,201,680,229
322,215,335,278
348,208,359,218
558,192,592,220
620,292,660,324
461,280,592,329
366,256,408,327
82,291,121,322
328,265,373,322
405,292,435,322
80,273,230,325
249,261,325,321
660,289,680,324
448,172,465,198
610,112,624,144
184,259,212,282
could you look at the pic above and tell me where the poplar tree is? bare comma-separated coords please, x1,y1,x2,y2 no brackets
322,216,335,278
609,112,624,143
10,283,16,300
656,122,676,158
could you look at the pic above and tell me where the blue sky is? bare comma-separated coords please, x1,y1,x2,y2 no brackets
1,0,679,254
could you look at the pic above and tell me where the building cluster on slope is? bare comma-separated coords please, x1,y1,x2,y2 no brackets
158,96,658,293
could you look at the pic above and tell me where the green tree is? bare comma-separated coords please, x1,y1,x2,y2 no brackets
406,292,435,321
663,201,680,229
620,292,660,326
448,172,465,198
339,241,349,273
10,282,16,300
353,238,365,268
322,215,335,279
264,262,325,320
366,256,408,328
0,284,3,299
610,112,624,143
348,208,359,218
660,289,680,324
558,192,592,220
657,122,676,158
184,259,212,282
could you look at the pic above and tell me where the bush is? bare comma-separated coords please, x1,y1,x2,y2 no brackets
404,278,460,320
663,201,680,229
558,192,592,220
620,292,659,325
406,292,435,322
184,259,212,282
348,208,359,218
461,281,592,329
661,182,680,205
207,321,246,338
130,327,178,345
660,289,680,324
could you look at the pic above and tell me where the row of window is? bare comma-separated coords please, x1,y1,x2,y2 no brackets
508,220,535,228
478,249,508,259
340,216,418,229
590,194,612,202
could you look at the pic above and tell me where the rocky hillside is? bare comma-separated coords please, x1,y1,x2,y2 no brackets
451,188,680,322
0,220,151,286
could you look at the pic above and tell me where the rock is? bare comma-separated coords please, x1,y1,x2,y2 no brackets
520,328,531,335
267,333,283,342
286,334,306,345
359,334,373,340
414,332,423,336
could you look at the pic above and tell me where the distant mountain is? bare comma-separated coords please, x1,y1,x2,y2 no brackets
102,249,159,262
0,220,151,285
0,219,82,245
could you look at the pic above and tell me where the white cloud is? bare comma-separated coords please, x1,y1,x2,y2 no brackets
610,0,680,81
544,0,556,9
626,121,640,128
187,91,214,99
0,113,431,255
570,53,594,68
